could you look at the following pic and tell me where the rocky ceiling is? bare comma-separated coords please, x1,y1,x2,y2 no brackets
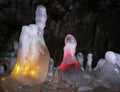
0,0,120,66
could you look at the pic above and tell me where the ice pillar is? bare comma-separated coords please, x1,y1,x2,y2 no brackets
3,5,50,86
60,34,80,71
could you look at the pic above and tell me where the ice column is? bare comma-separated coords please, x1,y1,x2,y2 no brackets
3,5,50,86
86,53,93,71
77,52,84,71
60,34,80,71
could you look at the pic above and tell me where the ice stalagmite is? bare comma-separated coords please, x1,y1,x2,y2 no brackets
2,5,50,87
60,34,80,71
86,53,93,71
77,52,84,71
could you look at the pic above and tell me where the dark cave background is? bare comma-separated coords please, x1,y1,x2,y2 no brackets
0,0,120,67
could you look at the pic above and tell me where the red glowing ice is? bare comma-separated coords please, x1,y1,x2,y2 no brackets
60,34,80,71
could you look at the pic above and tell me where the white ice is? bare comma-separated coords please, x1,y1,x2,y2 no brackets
19,5,47,58
62,34,77,64
61,51,120,90
105,51,117,64
94,59,105,71
46,58,55,81
86,53,93,71
77,52,84,71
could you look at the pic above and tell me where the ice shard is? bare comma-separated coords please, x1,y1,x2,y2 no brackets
2,5,50,87
60,34,80,71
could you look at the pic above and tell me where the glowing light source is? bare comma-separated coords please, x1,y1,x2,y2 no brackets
15,65,20,74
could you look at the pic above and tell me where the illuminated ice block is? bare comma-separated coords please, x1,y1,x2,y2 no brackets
2,5,50,87
60,34,80,71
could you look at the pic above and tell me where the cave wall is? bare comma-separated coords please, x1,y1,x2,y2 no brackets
0,0,120,66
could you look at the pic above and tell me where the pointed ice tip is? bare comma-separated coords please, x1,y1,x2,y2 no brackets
65,34,77,47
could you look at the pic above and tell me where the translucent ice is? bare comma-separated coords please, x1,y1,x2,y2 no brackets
105,51,116,64
46,58,55,81
96,51,120,89
94,59,105,71
35,5,47,34
115,53,120,67
60,34,80,71
86,53,93,71
2,5,50,87
77,52,84,71
60,50,120,90
105,51,120,67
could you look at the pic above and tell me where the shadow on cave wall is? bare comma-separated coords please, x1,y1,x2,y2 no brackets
0,0,120,67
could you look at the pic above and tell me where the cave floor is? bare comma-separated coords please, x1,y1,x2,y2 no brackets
0,73,119,92
0,73,76,92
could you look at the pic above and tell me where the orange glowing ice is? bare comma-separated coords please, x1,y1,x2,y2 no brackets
2,5,50,87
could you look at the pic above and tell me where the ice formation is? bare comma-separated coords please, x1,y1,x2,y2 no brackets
116,53,120,67
60,34,80,71
86,53,93,71
9,41,18,71
46,58,55,81
60,50,120,90
105,51,116,64
97,51,120,89
77,52,84,71
2,5,50,86
94,59,105,71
